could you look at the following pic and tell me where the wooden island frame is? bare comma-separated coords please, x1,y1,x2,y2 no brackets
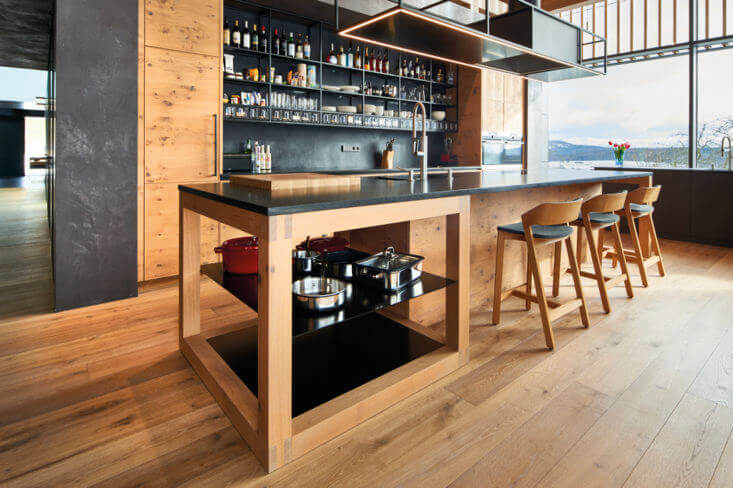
178,189,471,473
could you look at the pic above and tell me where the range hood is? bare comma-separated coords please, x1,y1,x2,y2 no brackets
338,1,606,81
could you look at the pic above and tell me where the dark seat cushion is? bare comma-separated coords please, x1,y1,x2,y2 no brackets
630,203,654,213
498,222,574,239
577,212,620,224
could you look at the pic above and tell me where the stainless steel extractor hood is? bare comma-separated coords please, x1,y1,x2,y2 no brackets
338,0,606,81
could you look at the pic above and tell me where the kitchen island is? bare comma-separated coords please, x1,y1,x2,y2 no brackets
178,168,650,472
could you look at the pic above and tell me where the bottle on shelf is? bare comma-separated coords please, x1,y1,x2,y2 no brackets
287,32,295,57
260,25,267,52
304,35,311,59
400,57,406,76
415,58,421,79
265,145,272,171
295,34,304,59
375,51,382,73
364,47,370,70
223,18,230,46
232,19,241,47
280,30,287,55
338,46,346,66
346,47,353,68
408,58,414,78
327,43,337,64
273,28,280,55
251,24,258,51
383,50,389,73
369,49,376,71
354,45,362,69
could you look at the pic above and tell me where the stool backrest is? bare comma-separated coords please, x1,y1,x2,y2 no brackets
627,185,661,206
581,191,627,215
522,198,583,228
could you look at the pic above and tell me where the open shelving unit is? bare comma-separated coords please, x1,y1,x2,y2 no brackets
223,0,458,133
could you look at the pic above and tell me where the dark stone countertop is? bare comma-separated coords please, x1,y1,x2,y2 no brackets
595,165,733,173
180,168,652,216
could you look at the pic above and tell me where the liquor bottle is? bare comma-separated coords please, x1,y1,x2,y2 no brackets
383,51,389,73
364,48,370,70
265,145,272,170
223,18,230,46
260,25,267,52
338,46,346,66
273,28,280,55
415,58,421,79
400,57,406,76
346,47,353,67
251,24,258,51
287,32,295,57
232,20,241,47
354,46,362,69
327,43,337,64
375,52,382,73
304,35,311,59
243,21,251,49
369,49,375,71
295,34,303,59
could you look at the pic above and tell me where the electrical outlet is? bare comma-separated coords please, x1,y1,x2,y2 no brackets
341,144,360,152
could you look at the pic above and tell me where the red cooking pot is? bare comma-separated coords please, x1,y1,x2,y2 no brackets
215,236,258,274
296,236,349,254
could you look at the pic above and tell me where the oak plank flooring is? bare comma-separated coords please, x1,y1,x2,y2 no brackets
0,203,732,487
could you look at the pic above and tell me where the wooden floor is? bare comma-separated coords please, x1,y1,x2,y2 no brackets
1,183,732,487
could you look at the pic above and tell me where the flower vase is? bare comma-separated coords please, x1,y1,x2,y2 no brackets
615,154,624,167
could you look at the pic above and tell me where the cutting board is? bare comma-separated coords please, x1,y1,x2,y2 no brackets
230,173,361,192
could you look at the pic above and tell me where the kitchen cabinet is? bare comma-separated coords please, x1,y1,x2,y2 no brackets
144,182,220,280
144,47,220,183
144,0,221,57
692,171,733,245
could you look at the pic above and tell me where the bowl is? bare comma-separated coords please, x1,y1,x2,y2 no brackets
336,105,357,113
374,106,385,116
431,111,446,121
322,106,337,112
358,104,377,115
322,85,340,92
293,276,348,312
340,85,361,93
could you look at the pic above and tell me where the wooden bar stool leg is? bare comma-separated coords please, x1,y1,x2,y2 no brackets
584,224,611,313
525,257,532,311
526,238,556,350
647,214,666,276
552,241,562,297
491,233,505,325
611,221,634,298
626,212,649,287
576,226,584,266
565,236,590,327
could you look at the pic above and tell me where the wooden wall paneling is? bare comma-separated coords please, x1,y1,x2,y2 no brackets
144,47,220,183
453,67,482,162
145,182,219,280
144,0,220,56
138,0,145,281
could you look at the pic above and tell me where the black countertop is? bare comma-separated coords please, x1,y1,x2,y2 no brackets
595,165,733,173
180,168,652,216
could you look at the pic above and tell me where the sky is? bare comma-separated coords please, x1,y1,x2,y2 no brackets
0,67,48,103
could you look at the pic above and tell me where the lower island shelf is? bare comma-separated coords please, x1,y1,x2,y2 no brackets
208,313,443,417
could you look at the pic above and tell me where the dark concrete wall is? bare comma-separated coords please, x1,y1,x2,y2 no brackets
54,0,137,310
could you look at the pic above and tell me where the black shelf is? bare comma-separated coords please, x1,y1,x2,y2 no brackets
207,312,443,416
201,261,454,335
224,45,266,57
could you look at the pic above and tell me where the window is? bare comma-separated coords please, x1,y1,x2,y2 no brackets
547,55,689,168
697,48,733,168
0,67,47,103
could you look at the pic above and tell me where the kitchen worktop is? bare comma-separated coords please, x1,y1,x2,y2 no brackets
180,168,651,216
220,165,484,178
595,165,733,173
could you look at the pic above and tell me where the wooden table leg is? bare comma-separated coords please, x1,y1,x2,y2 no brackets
179,194,201,340
445,196,470,365
258,215,293,472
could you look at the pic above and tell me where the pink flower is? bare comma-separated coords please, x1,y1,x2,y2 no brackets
624,143,630,149
608,141,613,146
613,143,618,147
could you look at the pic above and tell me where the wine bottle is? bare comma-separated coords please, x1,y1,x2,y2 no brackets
287,32,295,57
260,24,267,52
375,52,382,73
327,43,337,64
223,18,230,46
251,24,258,51
273,28,280,55
364,47,370,70
369,49,375,71
383,50,389,73
338,46,346,66
354,46,361,69
304,35,311,59
295,34,303,59
232,20,241,47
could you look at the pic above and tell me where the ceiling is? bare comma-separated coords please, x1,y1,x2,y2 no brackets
0,0,53,71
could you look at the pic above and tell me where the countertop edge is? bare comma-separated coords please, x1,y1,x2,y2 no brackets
179,170,652,216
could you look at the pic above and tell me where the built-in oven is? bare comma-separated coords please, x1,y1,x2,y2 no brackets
482,133,523,167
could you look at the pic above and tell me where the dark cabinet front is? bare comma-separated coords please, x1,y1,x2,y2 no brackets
692,172,733,245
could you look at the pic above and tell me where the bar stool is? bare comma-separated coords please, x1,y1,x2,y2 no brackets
565,192,634,314
599,186,665,287
492,199,590,350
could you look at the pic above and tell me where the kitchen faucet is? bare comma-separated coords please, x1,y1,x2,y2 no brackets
412,102,428,180
721,136,732,170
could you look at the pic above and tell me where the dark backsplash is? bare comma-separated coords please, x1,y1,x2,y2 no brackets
223,122,444,171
